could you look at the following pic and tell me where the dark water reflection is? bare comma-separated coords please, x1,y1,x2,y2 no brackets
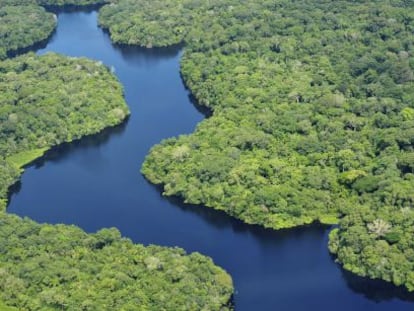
7,9,414,311
340,270,414,303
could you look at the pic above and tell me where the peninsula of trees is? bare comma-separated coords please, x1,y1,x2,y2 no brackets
100,0,414,292
0,53,129,211
0,213,233,310
0,4,56,59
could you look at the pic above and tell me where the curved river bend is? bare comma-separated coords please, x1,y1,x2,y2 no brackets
7,9,414,311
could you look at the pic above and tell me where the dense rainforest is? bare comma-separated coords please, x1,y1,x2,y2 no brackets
0,213,233,310
0,13,233,310
0,0,111,60
100,0,414,291
0,4,56,59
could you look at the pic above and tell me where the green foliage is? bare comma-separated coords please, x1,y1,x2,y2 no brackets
0,301,18,311
0,51,233,309
0,213,233,310
0,200,7,212
99,0,195,47
0,5,56,59
100,0,414,290
330,205,414,291
0,52,129,206
6,148,47,170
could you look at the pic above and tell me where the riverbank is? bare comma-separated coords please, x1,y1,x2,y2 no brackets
6,6,414,310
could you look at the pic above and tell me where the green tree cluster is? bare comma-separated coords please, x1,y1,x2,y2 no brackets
0,213,233,310
0,53,129,211
329,202,414,291
100,0,414,290
0,4,56,59
99,0,197,48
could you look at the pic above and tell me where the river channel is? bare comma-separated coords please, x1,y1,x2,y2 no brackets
7,8,414,311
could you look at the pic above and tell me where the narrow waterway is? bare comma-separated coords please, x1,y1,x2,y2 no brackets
7,9,414,311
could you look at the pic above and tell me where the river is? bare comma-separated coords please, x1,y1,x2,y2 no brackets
7,8,414,311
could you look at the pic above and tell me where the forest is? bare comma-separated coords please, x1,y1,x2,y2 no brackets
100,0,414,291
1,0,414,306
0,213,232,310
0,4,56,59
0,8,233,309
0,53,129,211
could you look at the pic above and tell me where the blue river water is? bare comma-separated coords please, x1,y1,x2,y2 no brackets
7,9,414,311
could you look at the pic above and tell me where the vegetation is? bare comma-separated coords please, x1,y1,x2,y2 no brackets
36,0,109,7
100,0,414,290
0,0,109,7
0,52,129,210
0,4,56,59
329,205,414,291
0,301,18,311
0,52,233,309
0,213,233,310
99,0,193,48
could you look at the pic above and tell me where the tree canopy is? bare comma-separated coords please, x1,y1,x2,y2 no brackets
0,213,233,310
0,4,56,59
100,0,414,291
0,53,129,211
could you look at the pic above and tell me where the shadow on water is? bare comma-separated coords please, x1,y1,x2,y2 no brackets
185,86,213,118
35,120,127,169
42,3,105,14
7,120,128,205
101,30,185,67
111,40,184,61
162,188,329,241
341,269,414,303
6,31,56,59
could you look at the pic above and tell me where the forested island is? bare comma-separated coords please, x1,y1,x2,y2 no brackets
0,5,233,309
100,0,414,292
